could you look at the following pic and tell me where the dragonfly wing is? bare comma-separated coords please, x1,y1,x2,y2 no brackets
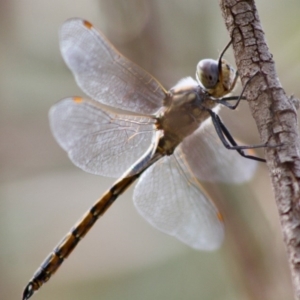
49,97,155,178
177,119,258,183
133,152,224,250
60,18,166,115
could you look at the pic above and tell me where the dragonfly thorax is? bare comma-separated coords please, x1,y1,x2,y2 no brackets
156,78,218,155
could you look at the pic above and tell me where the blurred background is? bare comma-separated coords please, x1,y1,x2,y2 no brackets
1,1,299,300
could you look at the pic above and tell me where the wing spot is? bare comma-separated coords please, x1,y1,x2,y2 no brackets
217,212,223,222
73,97,83,103
83,20,93,29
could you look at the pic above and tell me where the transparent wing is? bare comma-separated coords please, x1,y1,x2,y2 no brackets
59,18,167,115
49,97,155,178
177,119,258,183
133,152,224,250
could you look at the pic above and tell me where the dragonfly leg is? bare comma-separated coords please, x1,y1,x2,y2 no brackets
208,109,267,162
217,40,232,73
216,72,260,110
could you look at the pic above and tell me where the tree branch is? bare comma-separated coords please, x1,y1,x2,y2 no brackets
219,0,300,298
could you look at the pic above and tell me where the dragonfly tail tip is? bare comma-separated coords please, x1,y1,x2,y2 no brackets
22,282,36,300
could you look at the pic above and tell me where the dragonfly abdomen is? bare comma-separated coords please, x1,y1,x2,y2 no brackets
22,171,143,300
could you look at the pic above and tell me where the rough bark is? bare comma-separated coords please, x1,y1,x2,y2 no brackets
219,0,300,299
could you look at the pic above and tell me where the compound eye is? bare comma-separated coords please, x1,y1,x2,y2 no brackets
196,59,219,89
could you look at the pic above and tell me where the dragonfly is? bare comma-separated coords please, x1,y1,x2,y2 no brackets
23,18,266,300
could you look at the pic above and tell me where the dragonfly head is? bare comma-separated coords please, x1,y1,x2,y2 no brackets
196,58,237,98
196,59,219,89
